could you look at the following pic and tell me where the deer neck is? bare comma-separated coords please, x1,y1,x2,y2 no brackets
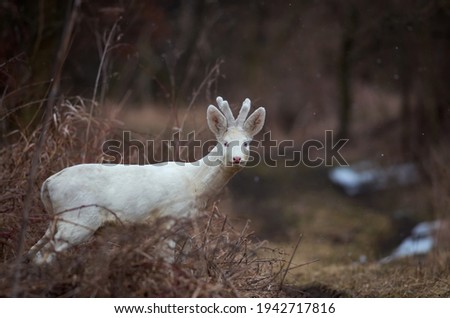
193,145,242,199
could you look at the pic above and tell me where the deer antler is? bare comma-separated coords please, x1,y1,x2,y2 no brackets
236,98,251,127
216,96,252,127
216,96,235,125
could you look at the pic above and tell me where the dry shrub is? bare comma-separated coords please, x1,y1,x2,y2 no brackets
0,98,287,297
0,97,118,261
0,211,286,297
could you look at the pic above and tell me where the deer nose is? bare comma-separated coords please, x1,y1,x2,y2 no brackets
233,156,242,164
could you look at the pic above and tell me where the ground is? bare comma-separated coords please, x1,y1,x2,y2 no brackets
227,164,449,297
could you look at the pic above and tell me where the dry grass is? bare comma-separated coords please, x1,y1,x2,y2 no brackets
0,98,118,262
0,98,288,297
0,211,287,297
293,251,450,297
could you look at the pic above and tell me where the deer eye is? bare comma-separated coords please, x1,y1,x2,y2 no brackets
243,142,249,147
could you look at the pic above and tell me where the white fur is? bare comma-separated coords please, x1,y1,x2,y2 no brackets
28,97,266,264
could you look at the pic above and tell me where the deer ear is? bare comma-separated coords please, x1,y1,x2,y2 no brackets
207,105,227,136
244,107,266,136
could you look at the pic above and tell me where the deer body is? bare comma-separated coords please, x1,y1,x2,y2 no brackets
29,97,266,264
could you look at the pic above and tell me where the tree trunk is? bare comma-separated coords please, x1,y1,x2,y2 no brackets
337,6,358,140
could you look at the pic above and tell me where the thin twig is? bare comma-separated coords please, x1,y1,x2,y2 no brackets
55,203,125,226
279,233,303,293
202,209,216,249
84,17,121,162
288,258,320,271
0,99,48,121
0,52,26,69
179,60,223,132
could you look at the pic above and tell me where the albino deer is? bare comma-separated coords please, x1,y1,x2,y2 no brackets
28,96,266,264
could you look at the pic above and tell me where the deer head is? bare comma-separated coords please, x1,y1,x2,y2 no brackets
207,96,266,166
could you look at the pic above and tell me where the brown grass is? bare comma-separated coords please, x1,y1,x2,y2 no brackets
292,251,450,297
0,98,118,261
0,211,287,297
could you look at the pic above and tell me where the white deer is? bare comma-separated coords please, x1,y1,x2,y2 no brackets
28,96,266,264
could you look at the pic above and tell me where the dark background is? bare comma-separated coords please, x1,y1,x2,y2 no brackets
2,0,449,144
